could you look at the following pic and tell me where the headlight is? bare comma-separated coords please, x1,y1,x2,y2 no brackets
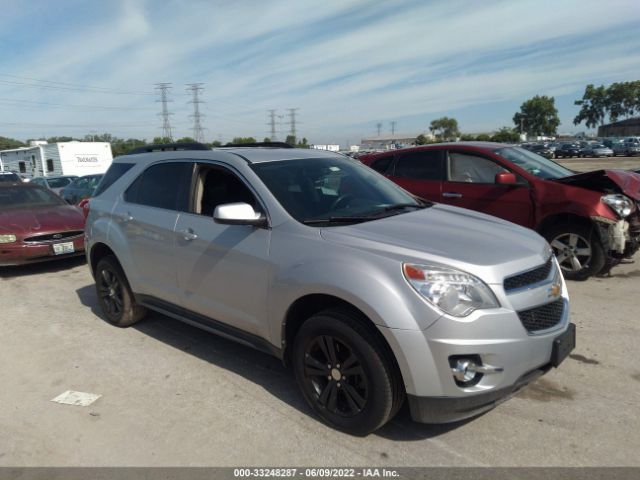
601,194,634,218
402,263,499,317
0,234,17,243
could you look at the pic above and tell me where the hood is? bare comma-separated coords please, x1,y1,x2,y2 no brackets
0,205,85,237
553,169,640,200
320,204,549,284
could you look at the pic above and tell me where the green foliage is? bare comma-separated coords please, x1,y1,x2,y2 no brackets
47,136,75,143
513,95,560,136
0,136,26,150
458,134,476,141
152,136,173,144
415,134,429,145
429,117,459,140
263,137,271,143
574,81,640,126
208,140,222,147
175,137,196,143
475,134,492,141
491,127,520,143
296,137,309,148
573,84,608,128
285,135,296,146
227,137,257,145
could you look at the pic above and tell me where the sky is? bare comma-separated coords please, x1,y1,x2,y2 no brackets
0,0,639,146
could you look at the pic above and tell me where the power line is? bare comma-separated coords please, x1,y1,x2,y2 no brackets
0,97,154,111
155,83,174,141
0,73,154,95
186,83,205,143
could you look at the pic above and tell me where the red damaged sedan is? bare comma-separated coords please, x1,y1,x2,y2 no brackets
0,183,85,266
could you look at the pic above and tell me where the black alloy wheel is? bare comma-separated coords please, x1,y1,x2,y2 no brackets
95,256,147,327
293,309,404,435
303,334,368,417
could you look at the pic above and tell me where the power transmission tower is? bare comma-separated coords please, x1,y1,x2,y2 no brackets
155,83,173,140
186,83,206,143
376,123,382,136
267,109,278,140
390,121,397,135
287,108,299,140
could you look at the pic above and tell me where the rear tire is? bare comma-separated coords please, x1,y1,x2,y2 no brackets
543,223,606,281
292,309,404,436
95,255,147,327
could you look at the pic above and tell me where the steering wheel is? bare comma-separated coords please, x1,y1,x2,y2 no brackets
330,194,355,210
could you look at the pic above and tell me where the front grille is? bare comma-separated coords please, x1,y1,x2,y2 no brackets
517,299,564,333
504,257,553,292
23,230,84,243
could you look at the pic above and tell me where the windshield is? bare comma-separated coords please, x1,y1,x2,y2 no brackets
252,156,422,225
493,147,574,179
0,186,66,209
47,177,76,188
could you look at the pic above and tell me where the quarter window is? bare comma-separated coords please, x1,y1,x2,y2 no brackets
125,162,192,211
192,166,258,216
448,152,507,183
395,151,443,180
46,159,54,172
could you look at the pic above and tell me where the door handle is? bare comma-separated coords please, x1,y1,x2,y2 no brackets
179,229,198,241
443,192,463,198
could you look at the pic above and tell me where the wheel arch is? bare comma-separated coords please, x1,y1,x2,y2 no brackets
89,242,117,277
281,294,406,393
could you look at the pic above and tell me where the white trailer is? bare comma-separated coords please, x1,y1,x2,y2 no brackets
0,141,113,178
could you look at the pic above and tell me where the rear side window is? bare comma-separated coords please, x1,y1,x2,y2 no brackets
125,162,192,211
395,150,444,180
94,163,135,197
369,156,393,174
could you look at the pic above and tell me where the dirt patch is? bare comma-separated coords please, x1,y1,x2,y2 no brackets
517,378,574,402
569,354,600,365
631,373,640,383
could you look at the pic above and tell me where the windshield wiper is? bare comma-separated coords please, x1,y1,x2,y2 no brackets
382,202,429,211
302,216,375,225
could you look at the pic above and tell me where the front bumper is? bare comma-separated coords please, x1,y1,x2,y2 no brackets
407,323,575,423
0,237,85,266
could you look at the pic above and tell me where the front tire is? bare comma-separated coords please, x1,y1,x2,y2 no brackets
292,309,404,436
95,255,147,327
543,223,606,281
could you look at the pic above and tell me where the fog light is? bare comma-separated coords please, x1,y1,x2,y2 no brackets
452,359,478,383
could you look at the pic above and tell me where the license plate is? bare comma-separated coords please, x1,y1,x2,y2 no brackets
551,323,576,367
52,242,75,255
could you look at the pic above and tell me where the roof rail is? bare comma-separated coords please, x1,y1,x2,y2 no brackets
127,142,210,155
221,141,294,149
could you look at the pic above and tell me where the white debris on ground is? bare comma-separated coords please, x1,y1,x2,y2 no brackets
50,390,101,407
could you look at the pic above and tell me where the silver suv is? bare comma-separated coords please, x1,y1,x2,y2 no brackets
85,143,575,435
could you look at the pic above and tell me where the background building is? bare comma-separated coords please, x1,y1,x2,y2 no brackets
360,133,434,151
597,118,640,137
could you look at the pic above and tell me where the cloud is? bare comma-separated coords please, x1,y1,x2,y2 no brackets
0,0,639,142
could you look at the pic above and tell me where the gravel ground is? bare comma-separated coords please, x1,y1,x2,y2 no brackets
0,156,639,467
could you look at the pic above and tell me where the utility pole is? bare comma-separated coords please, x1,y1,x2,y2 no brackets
376,123,382,136
186,83,205,143
287,108,299,140
155,83,173,141
390,121,396,135
267,109,278,140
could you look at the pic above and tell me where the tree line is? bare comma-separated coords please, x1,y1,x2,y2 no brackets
0,133,309,157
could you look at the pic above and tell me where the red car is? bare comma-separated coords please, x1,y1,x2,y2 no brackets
360,142,640,280
0,183,86,266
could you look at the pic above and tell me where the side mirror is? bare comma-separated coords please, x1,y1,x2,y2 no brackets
495,172,518,185
213,202,267,228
